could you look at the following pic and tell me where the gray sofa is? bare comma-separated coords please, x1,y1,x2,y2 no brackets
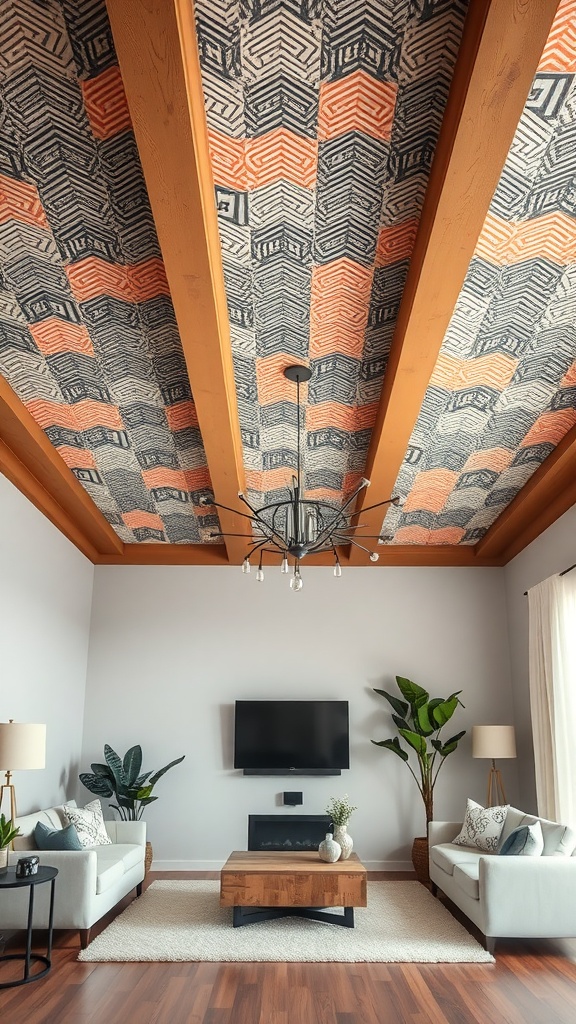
1,801,145,947
429,806,576,952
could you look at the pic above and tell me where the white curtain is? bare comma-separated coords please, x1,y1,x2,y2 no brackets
528,572,576,825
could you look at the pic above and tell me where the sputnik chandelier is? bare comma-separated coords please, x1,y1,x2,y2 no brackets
210,366,398,590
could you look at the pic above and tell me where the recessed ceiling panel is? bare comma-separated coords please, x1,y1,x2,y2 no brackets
384,0,576,546
0,0,218,544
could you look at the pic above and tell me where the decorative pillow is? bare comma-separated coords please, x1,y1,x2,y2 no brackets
453,798,508,852
499,821,544,857
34,820,83,851
63,799,112,847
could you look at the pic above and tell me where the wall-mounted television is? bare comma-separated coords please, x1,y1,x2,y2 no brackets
234,700,349,775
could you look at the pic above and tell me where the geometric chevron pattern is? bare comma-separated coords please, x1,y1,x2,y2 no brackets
0,0,218,544
384,0,576,545
195,0,469,513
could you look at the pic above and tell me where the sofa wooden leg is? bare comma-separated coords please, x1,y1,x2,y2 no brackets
136,882,143,897
80,928,91,949
430,882,438,897
485,935,496,954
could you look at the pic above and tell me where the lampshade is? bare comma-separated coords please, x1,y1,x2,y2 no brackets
0,722,46,770
472,725,516,760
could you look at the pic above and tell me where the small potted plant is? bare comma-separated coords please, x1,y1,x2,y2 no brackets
325,794,357,860
0,814,20,873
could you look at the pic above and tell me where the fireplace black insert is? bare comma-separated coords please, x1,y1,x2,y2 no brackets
248,814,331,852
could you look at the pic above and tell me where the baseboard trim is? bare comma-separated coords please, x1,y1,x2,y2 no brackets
151,859,414,872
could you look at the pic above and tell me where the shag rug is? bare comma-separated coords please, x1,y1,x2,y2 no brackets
78,880,494,963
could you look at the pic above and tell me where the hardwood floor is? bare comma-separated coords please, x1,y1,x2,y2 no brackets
2,873,576,1024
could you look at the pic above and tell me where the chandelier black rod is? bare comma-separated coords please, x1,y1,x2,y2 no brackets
309,476,370,550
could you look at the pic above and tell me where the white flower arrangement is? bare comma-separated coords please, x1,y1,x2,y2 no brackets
325,794,357,827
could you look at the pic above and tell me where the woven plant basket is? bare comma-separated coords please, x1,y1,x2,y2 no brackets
145,841,153,875
411,836,430,886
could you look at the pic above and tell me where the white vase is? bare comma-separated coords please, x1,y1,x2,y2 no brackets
0,846,8,873
318,832,341,863
333,824,353,860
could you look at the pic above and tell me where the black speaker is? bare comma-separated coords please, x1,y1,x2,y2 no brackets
283,791,303,806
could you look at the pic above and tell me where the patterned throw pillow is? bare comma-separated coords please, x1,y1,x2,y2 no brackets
499,821,544,857
63,799,112,847
34,820,83,851
453,798,508,852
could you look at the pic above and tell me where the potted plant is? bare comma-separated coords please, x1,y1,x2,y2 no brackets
0,814,20,873
325,794,357,860
371,676,465,884
79,744,185,872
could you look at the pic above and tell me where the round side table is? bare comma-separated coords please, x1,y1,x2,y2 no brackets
0,865,58,988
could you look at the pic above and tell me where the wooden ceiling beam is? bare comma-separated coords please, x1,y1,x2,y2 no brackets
475,424,576,562
106,0,248,566
348,0,559,564
0,378,122,558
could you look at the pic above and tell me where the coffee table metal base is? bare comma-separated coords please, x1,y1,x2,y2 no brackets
233,905,354,928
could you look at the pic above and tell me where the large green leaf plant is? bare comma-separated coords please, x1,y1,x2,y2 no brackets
80,744,185,821
371,676,465,828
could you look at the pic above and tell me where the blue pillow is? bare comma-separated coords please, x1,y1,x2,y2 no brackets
499,822,543,856
34,820,83,851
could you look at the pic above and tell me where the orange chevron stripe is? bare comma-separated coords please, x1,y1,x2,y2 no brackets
376,220,418,266
306,402,378,433
310,259,373,359
432,352,517,391
561,360,576,386
521,408,576,448
538,0,576,72
142,467,189,492
81,66,132,140
403,469,459,514
67,257,169,303
25,398,124,432
318,71,397,141
476,211,576,266
462,448,514,473
165,401,199,431
208,130,247,190
56,446,97,470
29,318,94,357
394,526,466,545
305,488,343,505
245,468,295,494
245,130,317,190
0,174,49,229
183,467,211,491
122,510,165,532
255,354,310,406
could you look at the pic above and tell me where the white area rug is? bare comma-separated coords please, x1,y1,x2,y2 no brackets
78,880,494,963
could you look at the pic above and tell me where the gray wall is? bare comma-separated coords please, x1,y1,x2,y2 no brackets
83,563,515,869
0,474,94,815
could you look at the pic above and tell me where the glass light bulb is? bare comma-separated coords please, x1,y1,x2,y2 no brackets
256,568,264,582
334,563,342,577
281,556,289,574
290,573,303,592
242,558,250,574
369,552,379,562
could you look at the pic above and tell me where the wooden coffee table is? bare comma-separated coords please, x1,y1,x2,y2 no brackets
220,850,367,928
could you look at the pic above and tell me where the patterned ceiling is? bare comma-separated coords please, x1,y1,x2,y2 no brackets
0,0,574,555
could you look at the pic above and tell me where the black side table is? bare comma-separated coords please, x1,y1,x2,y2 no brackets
0,865,58,988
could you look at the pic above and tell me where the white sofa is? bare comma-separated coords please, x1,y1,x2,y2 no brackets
429,806,576,952
1,801,146,947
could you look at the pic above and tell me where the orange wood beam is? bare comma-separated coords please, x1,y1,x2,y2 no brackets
106,0,247,566
475,424,576,563
96,543,229,565
348,0,559,564
0,377,123,558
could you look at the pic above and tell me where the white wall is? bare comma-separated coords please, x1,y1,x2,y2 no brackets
0,474,94,815
84,563,515,869
504,503,576,812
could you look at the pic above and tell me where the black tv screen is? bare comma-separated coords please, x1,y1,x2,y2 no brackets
234,700,349,771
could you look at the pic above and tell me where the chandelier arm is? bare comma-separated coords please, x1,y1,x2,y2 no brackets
210,500,260,523
236,492,291,551
210,532,259,538
308,478,370,549
346,536,380,556
351,496,400,516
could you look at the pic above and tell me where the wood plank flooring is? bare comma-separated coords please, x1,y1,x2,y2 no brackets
2,872,576,1024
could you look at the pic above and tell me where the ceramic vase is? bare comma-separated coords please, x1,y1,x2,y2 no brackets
318,832,341,863
0,846,8,873
333,824,353,860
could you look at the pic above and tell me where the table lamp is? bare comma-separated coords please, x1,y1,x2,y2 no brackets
472,724,516,806
0,720,46,825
